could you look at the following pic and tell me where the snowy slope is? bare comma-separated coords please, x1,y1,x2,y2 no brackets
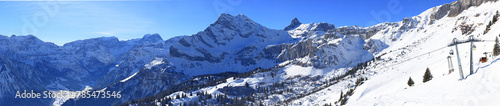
347,1,500,105
287,0,500,105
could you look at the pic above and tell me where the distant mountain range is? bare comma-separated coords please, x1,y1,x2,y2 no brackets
1,0,499,105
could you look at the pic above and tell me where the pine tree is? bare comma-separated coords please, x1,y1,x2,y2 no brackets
245,82,250,88
423,68,433,83
407,77,414,86
494,37,500,56
493,11,499,23
339,91,343,101
494,16,498,24
485,21,492,34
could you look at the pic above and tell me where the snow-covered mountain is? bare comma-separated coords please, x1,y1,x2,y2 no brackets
2,0,500,105
168,13,299,75
0,33,180,105
63,13,379,105
65,13,298,105
118,0,500,105
0,54,52,105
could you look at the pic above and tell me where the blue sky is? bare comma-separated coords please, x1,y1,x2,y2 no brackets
0,0,456,45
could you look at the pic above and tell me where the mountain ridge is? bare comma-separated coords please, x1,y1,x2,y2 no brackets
1,0,499,105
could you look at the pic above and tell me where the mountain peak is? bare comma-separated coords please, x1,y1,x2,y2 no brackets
284,17,302,30
214,13,235,25
215,13,250,21
141,33,163,42
211,13,260,30
234,14,249,19
214,13,252,25
313,22,335,31
9,34,43,43
219,13,233,19
291,17,300,24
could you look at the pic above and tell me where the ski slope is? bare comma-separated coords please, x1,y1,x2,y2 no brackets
289,1,500,105
348,1,500,105
348,57,500,105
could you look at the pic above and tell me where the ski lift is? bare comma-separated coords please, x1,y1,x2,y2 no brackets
449,49,454,55
473,45,477,50
447,56,454,74
480,52,488,63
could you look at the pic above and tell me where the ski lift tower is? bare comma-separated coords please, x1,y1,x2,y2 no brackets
449,38,465,80
469,36,480,75
448,36,481,80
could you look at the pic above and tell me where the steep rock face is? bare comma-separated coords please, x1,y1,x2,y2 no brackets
430,0,498,19
398,17,418,33
363,39,389,54
262,39,316,62
430,4,451,23
169,13,297,75
448,0,498,17
284,18,302,30
313,23,335,31
276,31,373,68
306,35,373,68
369,14,427,46
0,54,52,106
288,22,335,37
267,19,377,68
335,25,383,39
